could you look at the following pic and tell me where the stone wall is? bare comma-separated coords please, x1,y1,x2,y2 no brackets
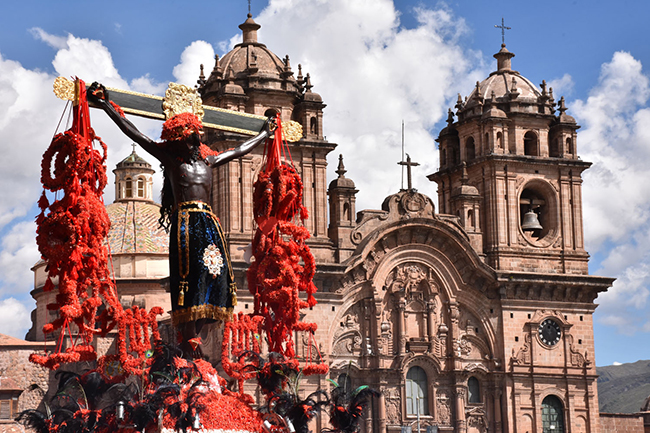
600,413,644,433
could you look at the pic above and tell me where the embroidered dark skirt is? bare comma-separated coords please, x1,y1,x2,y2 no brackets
169,201,236,326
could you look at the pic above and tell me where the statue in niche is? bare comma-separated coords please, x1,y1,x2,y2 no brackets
437,389,452,425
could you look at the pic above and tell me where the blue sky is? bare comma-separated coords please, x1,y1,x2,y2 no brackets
0,0,649,367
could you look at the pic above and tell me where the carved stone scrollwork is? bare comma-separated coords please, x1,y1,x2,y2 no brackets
511,333,531,365
568,334,591,368
383,387,402,425
466,409,487,433
333,307,363,356
387,263,428,294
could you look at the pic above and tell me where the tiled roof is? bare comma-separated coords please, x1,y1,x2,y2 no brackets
106,201,168,254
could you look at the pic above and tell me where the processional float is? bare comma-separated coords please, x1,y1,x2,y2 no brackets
18,77,376,433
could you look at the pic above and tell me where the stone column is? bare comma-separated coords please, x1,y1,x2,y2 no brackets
397,297,407,354
493,387,502,433
427,300,436,353
455,384,467,433
378,388,387,433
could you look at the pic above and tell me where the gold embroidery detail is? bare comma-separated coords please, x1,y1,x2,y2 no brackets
163,82,205,121
282,120,303,142
53,77,75,101
177,210,191,306
171,304,233,326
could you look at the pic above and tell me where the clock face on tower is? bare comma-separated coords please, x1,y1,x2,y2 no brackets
539,318,562,346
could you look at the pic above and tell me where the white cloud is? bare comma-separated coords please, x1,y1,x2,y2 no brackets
29,27,67,50
254,0,487,210
0,298,31,339
573,51,650,334
0,221,38,298
130,74,167,96
547,73,574,97
0,32,168,337
172,41,215,87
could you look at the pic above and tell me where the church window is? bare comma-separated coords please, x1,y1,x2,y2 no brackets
541,395,565,433
467,209,475,228
125,178,133,198
0,395,17,419
466,137,476,161
497,131,503,150
519,186,552,242
468,377,481,403
406,366,429,415
484,132,489,153
310,117,318,135
137,178,145,198
566,137,574,155
524,131,538,156
343,202,351,222
441,148,447,167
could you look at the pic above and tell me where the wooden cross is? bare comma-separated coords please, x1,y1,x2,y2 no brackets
494,17,511,45
398,153,420,191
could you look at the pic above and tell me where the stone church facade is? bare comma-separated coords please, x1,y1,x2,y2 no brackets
11,13,639,433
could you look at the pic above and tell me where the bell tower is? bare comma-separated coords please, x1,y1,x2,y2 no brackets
197,14,337,266
428,44,588,274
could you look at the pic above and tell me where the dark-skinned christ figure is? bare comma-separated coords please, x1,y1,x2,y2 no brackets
87,83,272,357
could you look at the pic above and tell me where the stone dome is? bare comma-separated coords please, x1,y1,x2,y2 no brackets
217,14,298,91
466,45,541,102
106,201,168,255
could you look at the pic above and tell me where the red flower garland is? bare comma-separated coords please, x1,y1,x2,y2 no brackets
245,115,327,375
32,79,163,374
160,112,202,141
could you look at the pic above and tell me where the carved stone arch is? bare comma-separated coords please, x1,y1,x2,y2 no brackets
370,245,462,305
539,387,568,408
458,333,492,361
330,301,365,358
462,363,490,379
329,359,362,373
400,352,442,376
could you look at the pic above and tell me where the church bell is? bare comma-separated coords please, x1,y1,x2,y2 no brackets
521,210,543,231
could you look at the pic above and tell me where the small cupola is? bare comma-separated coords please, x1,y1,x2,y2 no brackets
113,147,155,203
239,13,261,45
494,44,515,72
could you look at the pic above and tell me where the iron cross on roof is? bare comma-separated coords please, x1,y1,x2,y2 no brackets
495,17,511,45
398,154,420,191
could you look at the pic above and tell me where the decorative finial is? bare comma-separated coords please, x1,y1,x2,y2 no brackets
461,162,469,184
284,55,291,70
540,80,547,96
336,154,347,178
197,64,206,88
494,17,511,45
558,96,567,114
447,108,454,125
132,143,137,153
304,73,313,92
455,93,464,110
248,0,251,15
474,81,482,99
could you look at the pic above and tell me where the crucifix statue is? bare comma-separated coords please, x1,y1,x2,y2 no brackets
398,153,420,191
85,81,276,358
52,77,305,358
